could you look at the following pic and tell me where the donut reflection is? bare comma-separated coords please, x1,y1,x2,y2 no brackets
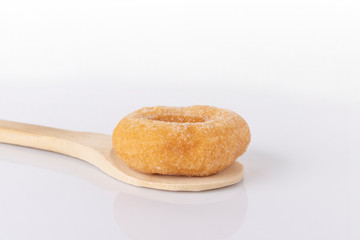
114,183,247,240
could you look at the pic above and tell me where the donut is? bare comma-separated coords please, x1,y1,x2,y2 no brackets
112,105,251,176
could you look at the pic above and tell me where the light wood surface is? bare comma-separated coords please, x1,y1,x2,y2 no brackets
0,120,244,191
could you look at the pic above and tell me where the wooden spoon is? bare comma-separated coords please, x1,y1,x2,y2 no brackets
0,120,244,191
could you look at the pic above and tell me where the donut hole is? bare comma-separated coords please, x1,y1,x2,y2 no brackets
148,115,206,123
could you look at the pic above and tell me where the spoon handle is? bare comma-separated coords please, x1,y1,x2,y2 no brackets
0,119,109,161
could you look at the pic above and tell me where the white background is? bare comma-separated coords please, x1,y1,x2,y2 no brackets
0,0,359,239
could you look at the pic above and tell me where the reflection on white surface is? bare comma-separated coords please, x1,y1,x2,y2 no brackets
0,142,127,191
114,184,247,240
0,143,248,240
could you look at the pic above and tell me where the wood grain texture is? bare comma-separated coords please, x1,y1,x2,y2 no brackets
0,120,244,191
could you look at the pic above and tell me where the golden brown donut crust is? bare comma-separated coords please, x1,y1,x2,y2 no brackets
112,105,251,176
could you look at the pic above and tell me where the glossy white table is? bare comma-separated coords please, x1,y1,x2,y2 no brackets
0,86,357,239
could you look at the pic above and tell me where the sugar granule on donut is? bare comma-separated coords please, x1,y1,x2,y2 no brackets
112,105,251,176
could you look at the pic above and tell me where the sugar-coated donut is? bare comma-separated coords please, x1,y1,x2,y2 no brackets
112,105,251,176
